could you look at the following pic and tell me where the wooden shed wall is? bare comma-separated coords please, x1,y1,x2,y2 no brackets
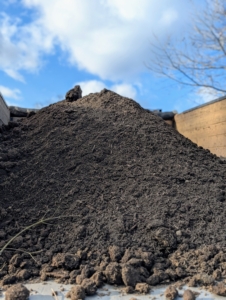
175,98,226,157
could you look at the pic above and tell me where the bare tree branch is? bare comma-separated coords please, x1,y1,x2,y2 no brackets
146,0,226,95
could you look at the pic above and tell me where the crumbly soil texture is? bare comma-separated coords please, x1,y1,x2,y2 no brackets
0,89,226,289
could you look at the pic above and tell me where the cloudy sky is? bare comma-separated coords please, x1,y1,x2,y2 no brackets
0,0,211,112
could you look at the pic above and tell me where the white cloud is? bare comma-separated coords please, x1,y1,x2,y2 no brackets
75,80,137,99
76,80,106,96
5,69,25,83
103,0,151,21
0,85,21,100
195,87,224,105
159,9,178,26
175,87,224,113
1,0,193,82
111,83,137,99
0,13,54,81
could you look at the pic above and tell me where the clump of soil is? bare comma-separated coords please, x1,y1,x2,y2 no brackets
165,285,178,300
0,89,226,288
5,284,29,300
183,289,195,300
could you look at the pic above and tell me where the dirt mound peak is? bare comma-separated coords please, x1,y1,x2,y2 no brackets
72,88,144,114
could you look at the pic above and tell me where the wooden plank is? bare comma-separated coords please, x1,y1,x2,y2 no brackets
175,112,226,130
175,99,226,157
177,122,226,140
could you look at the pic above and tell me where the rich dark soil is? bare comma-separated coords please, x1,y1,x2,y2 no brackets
0,89,226,290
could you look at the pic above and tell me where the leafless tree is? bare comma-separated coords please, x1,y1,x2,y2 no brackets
147,0,226,96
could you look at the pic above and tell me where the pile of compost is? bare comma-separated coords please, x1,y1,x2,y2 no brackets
0,89,226,290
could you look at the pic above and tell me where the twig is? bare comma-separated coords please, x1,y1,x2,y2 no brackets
0,263,6,272
0,214,76,256
51,289,59,300
5,248,43,264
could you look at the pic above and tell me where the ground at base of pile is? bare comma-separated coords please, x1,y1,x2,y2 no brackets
1,281,226,300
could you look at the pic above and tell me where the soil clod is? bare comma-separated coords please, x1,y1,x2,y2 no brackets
5,284,29,300
164,285,178,300
183,289,195,300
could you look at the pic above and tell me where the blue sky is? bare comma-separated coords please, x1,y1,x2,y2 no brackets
0,0,214,112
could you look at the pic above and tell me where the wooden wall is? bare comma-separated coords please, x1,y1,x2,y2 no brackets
175,97,226,157
0,94,10,125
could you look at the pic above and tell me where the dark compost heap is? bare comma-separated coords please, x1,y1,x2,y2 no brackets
0,89,226,288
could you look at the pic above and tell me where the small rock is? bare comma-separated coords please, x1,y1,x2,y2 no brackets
5,284,29,300
183,289,195,300
66,285,85,300
164,285,178,300
90,271,104,287
81,278,97,295
135,283,150,294
121,265,140,287
105,262,122,285
65,85,82,102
